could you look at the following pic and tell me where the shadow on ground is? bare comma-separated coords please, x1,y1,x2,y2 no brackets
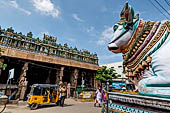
36,104,74,110
6,106,17,109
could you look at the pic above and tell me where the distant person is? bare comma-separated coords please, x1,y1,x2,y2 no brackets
60,85,67,107
94,88,102,107
102,90,107,104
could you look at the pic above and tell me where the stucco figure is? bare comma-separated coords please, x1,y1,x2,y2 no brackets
108,2,170,98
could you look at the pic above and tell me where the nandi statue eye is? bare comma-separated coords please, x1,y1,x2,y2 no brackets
113,24,119,32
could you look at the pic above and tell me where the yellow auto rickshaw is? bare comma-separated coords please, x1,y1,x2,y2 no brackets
27,84,60,110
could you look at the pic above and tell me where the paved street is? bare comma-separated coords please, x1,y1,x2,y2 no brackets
3,99,101,113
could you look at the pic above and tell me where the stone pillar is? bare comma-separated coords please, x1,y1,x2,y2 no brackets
0,58,4,79
89,72,93,88
93,73,99,89
71,68,79,88
70,69,79,98
67,83,71,98
46,69,51,83
16,62,28,100
56,67,64,84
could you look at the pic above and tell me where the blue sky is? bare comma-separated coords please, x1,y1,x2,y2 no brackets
0,0,169,65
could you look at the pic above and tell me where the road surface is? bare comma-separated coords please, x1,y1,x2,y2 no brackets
3,99,101,113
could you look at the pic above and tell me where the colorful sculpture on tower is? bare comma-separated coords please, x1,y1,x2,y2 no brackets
108,1,170,98
0,27,98,65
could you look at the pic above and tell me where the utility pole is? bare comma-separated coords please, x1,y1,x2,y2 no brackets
106,80,109,113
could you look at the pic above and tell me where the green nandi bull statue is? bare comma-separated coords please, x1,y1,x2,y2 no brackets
108,1,170,98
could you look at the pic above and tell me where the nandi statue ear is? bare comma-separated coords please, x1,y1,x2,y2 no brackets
135,13,139,20
120,1,135,26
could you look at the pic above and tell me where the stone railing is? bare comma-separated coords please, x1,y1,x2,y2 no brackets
102,92,170,112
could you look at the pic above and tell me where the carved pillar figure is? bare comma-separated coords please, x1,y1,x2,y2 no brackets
71,68,79,88
0,58,4,79
16,62,28,100
70,68,79,98
93,73,98,89
56,67,64,84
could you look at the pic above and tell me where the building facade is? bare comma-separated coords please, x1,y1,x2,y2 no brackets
101,61,125,78
0,27,99,100
101,62,135,90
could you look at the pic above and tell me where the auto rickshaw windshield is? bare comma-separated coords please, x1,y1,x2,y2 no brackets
30,87,41,95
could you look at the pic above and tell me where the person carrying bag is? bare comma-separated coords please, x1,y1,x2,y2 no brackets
60,85,66,107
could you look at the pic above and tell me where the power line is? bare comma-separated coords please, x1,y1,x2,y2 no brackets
154,0,170,17
30,63,59,70
148,0,169,19
16,59,68,72
164,0,170,8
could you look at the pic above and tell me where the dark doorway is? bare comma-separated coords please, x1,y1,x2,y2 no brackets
25,63,57,99
0,58,23,84
62,67,71,84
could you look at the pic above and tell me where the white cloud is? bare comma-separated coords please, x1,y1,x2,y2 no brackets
161,19,169,23
86,26,94,33
67,38,76,43
9,0,18,8
86,26,99,37
99,54,121,60
4,0,31,15
32,0,60,18
72,13,84,22
97,26,113,45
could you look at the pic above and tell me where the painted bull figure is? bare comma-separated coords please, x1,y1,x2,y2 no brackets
108,1,170,98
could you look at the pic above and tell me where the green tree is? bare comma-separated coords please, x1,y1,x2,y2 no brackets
96,66,121,83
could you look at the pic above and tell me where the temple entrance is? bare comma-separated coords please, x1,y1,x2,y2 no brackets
62,67,71,84
24,62,58,100
27,66,48,85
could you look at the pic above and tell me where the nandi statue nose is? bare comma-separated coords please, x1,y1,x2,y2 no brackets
108,43,118,51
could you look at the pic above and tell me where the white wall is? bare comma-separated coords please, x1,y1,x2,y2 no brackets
100,61,126,78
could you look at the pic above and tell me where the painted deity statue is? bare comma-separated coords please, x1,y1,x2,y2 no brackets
108,2,170,98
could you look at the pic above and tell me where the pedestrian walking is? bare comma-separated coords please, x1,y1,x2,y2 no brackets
60,85,67,107
94,87,102,107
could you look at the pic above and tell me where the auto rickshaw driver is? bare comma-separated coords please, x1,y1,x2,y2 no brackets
43,88,50,103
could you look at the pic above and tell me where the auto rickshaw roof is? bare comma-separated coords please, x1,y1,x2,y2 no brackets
31,84,58,88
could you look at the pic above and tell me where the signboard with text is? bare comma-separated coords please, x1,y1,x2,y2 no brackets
112,82,126,90
81,91,94,102
9,68,14,79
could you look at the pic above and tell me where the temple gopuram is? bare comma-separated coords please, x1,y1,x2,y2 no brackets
0,27,99,100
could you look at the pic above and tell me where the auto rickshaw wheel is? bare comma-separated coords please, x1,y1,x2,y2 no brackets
30,103,38,110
